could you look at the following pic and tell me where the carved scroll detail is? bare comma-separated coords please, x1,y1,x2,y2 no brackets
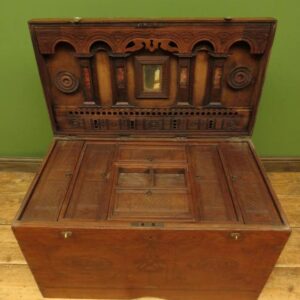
125,38,179,53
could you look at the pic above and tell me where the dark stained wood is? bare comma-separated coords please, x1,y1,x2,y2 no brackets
29,18,276,136
12,18,290,300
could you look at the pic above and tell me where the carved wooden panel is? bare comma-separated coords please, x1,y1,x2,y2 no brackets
33,23,272,55
54,106,251,133
19,139,284,226
14,19,289,300
30,19,276,136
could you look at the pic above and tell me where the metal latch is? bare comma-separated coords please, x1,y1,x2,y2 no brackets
118,134,132,140
131,222,164,228
175,135,187,141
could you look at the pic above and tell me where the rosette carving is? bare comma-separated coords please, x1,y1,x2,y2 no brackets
227,67,253,90
54,71,79,93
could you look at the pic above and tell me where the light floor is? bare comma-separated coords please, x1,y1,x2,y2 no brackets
0,169,299,300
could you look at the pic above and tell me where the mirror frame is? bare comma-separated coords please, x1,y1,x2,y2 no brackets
134,55,169,99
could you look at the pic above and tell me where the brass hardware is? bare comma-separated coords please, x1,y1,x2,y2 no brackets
61,231,72,239
131,222,164,228
72,17,82,24
224,17,232,21
99,172,110,180
117,134,132,140
146,190,152,196
175,135,187,140
230,232,241,240
231,175,238,181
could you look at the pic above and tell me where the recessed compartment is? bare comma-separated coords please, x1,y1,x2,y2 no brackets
154,168,186,188
112,165,190,219
118,145,186,162
117,167,152,188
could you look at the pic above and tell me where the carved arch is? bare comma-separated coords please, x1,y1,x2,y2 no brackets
192,40,215,53
190,36,217,53
225,39,255,54
53,40,76,53
87,38,114,54
89,40,112,53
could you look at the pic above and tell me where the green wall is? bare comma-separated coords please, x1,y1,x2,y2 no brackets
0,0,299,157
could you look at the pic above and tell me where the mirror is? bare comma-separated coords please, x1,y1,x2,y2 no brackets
143,64,162,92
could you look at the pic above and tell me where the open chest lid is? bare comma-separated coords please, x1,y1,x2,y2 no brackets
29,18,276,137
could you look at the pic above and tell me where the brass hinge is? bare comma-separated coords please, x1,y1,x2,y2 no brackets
174,135,187,141
117,134,132,140
56,135,79,140
227,136,251,141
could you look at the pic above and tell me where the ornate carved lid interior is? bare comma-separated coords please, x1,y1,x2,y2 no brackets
29,18,276,137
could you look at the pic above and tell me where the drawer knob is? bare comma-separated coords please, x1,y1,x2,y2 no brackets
61,231,72,239
230,232,241,240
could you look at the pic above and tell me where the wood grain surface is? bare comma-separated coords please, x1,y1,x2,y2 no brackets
0,168,299,299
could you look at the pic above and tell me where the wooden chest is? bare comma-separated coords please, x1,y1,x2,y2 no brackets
13,18,290,300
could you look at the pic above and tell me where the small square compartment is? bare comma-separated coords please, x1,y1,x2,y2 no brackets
117,167,151,188
154,168,186,188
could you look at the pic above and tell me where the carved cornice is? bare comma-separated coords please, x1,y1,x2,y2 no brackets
34,24,271,55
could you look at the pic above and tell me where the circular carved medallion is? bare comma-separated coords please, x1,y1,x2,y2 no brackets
54,71,79,93
227,67,253,90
